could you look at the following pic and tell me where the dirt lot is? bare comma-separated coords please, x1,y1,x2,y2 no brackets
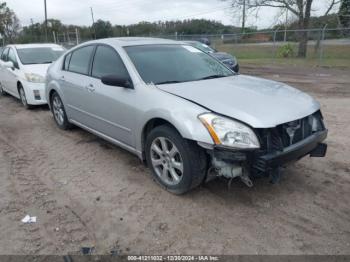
0,64,349,255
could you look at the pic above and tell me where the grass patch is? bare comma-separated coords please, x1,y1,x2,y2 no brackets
239,58,350,69
214,42,350,68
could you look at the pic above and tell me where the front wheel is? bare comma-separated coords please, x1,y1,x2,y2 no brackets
145,125,207,195
18,85,33,109
51,92,72,130
0,82,6,96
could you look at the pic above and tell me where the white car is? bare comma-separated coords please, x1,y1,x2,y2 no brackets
0,43,65,108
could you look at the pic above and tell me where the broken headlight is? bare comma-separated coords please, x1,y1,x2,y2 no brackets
199,113,260,149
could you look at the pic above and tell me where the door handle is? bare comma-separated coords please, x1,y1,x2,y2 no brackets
85,84,95,92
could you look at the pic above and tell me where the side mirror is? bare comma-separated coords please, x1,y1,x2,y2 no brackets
3,61,14,69
101,75,133,89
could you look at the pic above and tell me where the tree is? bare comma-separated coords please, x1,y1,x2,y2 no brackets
93,19,113,39
339,0,350,28
0,2,20,43
222,0,340,57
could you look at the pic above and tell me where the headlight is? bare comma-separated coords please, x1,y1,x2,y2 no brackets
199,113,260,149
25,73,45,83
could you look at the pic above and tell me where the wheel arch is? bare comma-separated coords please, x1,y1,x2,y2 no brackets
140,118,181,161
16,81,22,94
48,89,57,106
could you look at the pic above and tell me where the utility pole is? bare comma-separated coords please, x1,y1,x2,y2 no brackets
30,18,35,41
242,0,246,33
90,7,96,39
44,0,48,42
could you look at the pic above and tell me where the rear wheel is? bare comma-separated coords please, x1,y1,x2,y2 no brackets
51,92,72,130
18,85,33,109
145,125,207,194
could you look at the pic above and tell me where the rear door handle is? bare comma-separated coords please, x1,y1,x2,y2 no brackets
85,84,95,92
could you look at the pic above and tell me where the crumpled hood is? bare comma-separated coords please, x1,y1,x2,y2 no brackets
22,64,50,77
157,75,320,128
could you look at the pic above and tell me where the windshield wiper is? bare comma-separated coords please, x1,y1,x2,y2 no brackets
155,80,182,85
198,74,227,80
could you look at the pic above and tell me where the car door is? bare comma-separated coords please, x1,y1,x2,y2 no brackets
82,44,137,147
6,47,21,96
60,45,96,124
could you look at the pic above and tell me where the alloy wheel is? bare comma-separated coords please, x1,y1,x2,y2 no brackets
150,137,184,186
19,88,28,107
52,95,65,126
0,83,4,95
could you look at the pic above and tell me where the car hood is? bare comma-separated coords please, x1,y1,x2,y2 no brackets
22,64,51,77
157,75,320,128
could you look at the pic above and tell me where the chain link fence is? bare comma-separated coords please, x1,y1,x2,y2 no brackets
3,27,349,67
155,27,350,67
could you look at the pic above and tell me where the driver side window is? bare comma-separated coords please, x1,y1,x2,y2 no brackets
91,45,129,80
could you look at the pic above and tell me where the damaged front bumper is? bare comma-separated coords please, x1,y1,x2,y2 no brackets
253,129,327,172
203,129,328,186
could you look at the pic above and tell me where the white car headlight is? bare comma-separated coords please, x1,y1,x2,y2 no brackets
25,73,45,83
199,113,260,149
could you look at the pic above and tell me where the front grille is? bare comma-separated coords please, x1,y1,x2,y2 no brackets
257,111,325,153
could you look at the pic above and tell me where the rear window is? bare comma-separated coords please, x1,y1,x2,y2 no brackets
64,52,72,70
17,47,65,65
68,45,95,75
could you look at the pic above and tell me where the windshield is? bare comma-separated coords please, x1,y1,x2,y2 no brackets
17,47,65,65
125,44,234,85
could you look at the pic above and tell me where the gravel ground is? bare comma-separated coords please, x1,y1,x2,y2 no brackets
0,64,349,255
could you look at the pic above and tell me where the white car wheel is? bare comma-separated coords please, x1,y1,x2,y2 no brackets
0,82,5,96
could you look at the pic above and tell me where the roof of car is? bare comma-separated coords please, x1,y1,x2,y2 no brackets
8,43,64,49
84,37,183,47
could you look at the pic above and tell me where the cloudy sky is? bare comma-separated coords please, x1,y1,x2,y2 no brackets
7,0,338,29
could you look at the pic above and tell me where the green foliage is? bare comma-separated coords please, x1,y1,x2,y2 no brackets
277,44,295,58
339,0,350,28
17,18,242,43
0,2,20,43
93,19,113,39
124,19,241,36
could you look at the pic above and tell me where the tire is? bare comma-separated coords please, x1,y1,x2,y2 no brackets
18,85,33,109
0,82,6,96
145,125,207,195
50,92,72,130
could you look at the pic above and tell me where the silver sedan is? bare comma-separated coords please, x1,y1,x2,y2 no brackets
46,37,327,194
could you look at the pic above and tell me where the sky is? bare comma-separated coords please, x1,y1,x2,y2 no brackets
7,0,339,29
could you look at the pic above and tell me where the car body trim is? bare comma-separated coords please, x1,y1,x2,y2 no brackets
67,104,131,132
69,119,142,158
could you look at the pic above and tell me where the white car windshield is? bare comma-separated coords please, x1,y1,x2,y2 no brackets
124,44,234,85
17,47,65,65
